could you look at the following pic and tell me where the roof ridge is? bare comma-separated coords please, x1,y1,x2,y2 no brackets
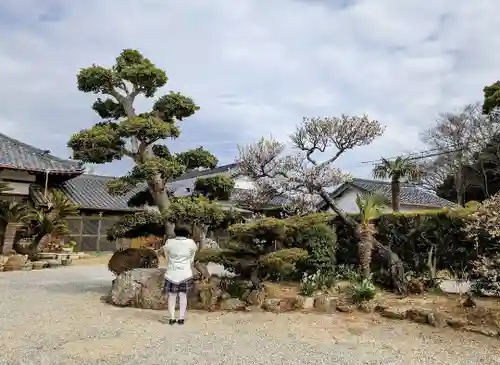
353,178,416,187
0,132,80,166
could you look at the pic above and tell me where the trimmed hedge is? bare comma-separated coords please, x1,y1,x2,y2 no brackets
333,209,500,277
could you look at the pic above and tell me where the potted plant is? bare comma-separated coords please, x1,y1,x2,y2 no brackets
62,241,76,253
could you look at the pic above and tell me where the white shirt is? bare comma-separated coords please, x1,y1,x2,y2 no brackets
163,237,197,284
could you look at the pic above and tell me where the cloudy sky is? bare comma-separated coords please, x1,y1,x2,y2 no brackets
0,0,499,177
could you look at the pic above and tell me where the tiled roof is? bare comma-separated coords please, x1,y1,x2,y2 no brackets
0,133,84,174
58,174,146,212
328,178,456,208
170,163,239,182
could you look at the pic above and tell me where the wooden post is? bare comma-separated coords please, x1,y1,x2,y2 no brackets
78,217,84,252
96,212,103,251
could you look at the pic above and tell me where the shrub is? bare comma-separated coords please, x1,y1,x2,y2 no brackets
299,272,318,296
333,208,499,284
299,270,337,296
348,277,377,303
196,217,308,289
470,254,500,296
285,218,338,278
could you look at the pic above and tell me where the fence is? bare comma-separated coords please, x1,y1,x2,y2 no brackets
65,215,129,252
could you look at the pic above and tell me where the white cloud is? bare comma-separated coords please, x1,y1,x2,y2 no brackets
0,0,499,178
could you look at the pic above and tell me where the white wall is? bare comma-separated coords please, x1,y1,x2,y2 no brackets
328,188,439,214
168,173,253,197
0,170,35,196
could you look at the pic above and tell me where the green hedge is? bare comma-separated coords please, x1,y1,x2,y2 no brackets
333,209,500,276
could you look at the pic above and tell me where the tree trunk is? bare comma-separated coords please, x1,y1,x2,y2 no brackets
29,233,45,261
192,224,210,280
124,97,175,239
455,168,465,206
391,179,400,212
147,182,175,238
319,188,407,294
357,224,375,279
250,267,262,290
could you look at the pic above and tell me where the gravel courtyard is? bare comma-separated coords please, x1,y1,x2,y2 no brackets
1,266,499,365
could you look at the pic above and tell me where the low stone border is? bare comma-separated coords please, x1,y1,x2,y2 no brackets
251,294,500,339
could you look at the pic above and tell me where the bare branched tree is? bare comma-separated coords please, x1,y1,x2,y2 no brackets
236,115,409,294
421,103,500,204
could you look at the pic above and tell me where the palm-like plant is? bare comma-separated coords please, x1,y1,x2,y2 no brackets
23,209,68,259
372,156,424,212
47,190,79,219
355,193,386,279
0,201,30,223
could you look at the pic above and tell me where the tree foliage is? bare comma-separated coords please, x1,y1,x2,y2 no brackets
236,115,384,215
436,133,500,203
234,115,408,293
483,81,500,115
194,175,235,201
421,103,500,205
197,217,308,288
462,192,500,244
68,49,221,236
372,156,424,211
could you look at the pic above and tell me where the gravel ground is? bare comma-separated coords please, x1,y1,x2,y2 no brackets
1,266,499,365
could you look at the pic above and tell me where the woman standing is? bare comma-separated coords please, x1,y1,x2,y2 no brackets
162,225,198,325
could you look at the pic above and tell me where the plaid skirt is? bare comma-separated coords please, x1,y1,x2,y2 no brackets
163,278,194,294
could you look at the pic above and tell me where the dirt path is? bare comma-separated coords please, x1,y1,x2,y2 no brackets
0,265,499,365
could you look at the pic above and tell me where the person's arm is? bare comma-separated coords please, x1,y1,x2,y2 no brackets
190,240,198,275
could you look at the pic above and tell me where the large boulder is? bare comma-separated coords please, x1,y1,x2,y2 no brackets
105,268,168,310
107,248,159,276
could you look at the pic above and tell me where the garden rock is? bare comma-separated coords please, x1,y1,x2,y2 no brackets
106,268,168,310
197,282,222,310
464,326,499,337
279,297,297,312
357,302,375,313
406,308,431,324
246,290,265,306
294,296,315,310
336,304,354,313
446,317,468,329
3,255,27,271
219,298,246,311
46,259,62,268
262,298,281,312
427,311,447,328
32,261,46,270
379,308,406,320
313,295,337,312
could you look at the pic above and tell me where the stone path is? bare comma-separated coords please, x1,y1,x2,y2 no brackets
0,266,499,365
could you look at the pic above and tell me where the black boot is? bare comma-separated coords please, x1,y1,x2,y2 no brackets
177,319,185,325
169,319,177,325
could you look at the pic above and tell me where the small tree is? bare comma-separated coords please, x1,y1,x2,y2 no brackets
372,156,423,212
355,193,386,279
197,217,307,289
236,116,408,293
462,191,500,244
68,49,219,237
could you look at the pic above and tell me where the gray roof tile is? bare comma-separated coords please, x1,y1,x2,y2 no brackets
330,178,456,208
0,133,83,173
59,174,145,212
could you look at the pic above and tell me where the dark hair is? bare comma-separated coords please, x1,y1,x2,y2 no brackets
174,225,191,238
